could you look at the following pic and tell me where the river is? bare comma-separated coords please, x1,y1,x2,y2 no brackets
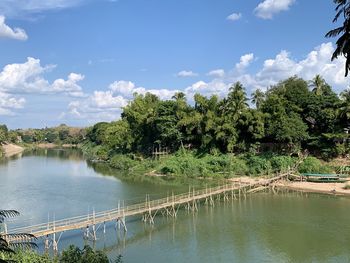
1,149,350,262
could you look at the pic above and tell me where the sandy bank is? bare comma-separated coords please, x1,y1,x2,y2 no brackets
35,143,77,149
1,143,24,157
277,180,350,196
228,176,350,196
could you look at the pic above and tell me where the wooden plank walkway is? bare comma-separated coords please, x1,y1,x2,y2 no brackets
5,172,289,244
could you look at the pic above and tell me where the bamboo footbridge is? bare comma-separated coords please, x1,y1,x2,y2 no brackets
5,172,291,252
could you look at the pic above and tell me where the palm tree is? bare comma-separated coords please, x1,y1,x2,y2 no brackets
309,75,326,96
0,210,37,263
339,89,350,120
224,82,249,118
326,0,350,76
251,89,265,109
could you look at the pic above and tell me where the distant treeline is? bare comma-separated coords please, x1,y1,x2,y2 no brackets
0,124,86,145
85,75,350,160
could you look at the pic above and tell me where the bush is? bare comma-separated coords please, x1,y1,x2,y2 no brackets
159,152,210,178
6,250,52,263
245,156,272,176
109,155,135,170
298,157,332,173
270,156,296,172
60,245,109,263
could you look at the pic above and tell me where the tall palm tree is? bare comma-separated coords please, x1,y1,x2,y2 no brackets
224,82,249,118
0,210,37,263
326,0,350,76
309,75,326,96
251,89,265,109
339,89,350,120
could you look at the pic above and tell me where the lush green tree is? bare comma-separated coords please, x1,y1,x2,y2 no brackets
309,75,328,96
104,120,134,153
59,245,108,263
251,89,265,109
326,0,350,76
0,125,8,144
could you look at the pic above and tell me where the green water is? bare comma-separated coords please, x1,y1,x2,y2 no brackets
1,149,350,263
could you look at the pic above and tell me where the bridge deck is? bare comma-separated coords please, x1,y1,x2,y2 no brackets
5,173,288,240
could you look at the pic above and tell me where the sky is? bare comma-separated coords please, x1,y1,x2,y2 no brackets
0,0,348,128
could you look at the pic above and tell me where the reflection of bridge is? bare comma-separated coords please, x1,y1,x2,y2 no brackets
5,172,290,253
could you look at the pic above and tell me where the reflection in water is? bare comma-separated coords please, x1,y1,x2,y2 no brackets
1,150,350,262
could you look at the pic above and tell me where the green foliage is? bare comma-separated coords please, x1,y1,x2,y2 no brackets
158,151,250,178
4,250,52,263
59,245,108,263
298,157,332,174
245,155,272,176
109,155,136,170
269,155,296,172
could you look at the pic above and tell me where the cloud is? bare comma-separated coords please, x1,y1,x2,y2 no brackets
63,80,178,122
64,42,350,123
177,70,198,78
254,0,295,19
207,69,225,78
0,57,84,97
0,91,25,115
0,0,84,17
0,15,27,40
236,53,255,71
227,12,242,21
203,42,349,94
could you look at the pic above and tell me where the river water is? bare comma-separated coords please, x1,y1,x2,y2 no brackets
1,149,350,263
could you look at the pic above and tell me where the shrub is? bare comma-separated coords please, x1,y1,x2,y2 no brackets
298,157,332,173
245,156,272,176
109,155,135,170
270,156,296,172
59,245,109,263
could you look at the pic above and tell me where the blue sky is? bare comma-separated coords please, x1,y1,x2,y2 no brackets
0,0,348,128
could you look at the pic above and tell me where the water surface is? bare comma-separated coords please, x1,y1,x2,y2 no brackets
1,149,350,263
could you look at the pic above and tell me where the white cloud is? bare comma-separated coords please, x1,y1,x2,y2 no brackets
185,80,230,100
177,70,198,78
227,12,242,21
52,73,85,97
207,69,225,78
0,57,84,97
63,80,179,122
0,91,25,115
236,53,255,71
0,0,84,17
64,42,350,123
200,42,349,95
0,15,27,40
253,43,348,89
109,80,177,100
254,0,295,19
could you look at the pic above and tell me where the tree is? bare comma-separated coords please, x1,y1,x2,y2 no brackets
0,210,37,263
309,74,327,96
0,125,8,144
59,245,109,263
326,0,350,76
251,89,265,109
339,89,350,121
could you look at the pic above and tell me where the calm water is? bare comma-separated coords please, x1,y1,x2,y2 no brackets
1,149,350,263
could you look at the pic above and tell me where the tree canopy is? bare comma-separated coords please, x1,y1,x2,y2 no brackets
86,75,350,159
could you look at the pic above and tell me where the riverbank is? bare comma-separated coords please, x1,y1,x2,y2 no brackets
34,143,78,149
278,180,350,196
1,143,24,157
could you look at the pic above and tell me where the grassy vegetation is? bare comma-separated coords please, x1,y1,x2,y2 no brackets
82,145,336,179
